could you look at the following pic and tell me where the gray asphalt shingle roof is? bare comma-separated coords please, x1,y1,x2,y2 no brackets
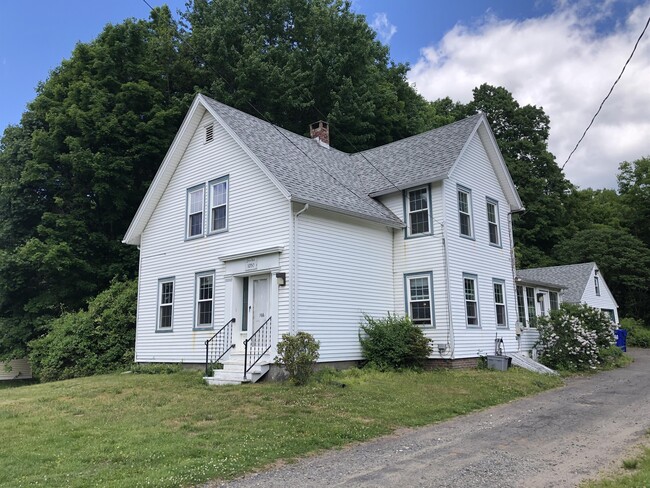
517,262,596,303
204,96,483,226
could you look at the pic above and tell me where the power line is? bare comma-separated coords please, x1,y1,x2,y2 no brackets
562,13,650,170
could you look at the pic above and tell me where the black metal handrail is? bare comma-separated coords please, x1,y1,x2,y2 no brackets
243,316,272,379
204,318,236,376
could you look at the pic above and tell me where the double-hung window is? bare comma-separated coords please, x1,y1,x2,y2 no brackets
486,199,501,246
458,187,473,238
406,187,430,236
525,287,537,327
186,175,229,239
209,177,229,233
594,275,601,296
549,291,559,311
493,280,507,327
464,274,479,326
195,272,214,328
158,279,174,331
516,285,527,326
187,186,205,238
406,273,433,327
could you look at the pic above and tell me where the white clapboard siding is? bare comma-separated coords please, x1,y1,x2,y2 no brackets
519,328,540,355
0,358,32,380
296,207,394,362
379,184,452,353
580,266,620,322
136,112,290,364
444,132,518,358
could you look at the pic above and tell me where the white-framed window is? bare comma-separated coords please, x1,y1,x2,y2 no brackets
516,285,527,327
195,272,214,329
463,274,479,326
486,198,501,246
406,186,430,236
405,273,433,327
493,279,507,328
458,186,473,238
158,278,174,331
187,185,205,238
525,287,537,327
209,177,229,233
549,291,559,311
594,275,601,296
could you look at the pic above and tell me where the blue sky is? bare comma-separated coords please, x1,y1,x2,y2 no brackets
1,1,649,188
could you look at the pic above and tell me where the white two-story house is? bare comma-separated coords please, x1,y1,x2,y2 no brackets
123,94,524,383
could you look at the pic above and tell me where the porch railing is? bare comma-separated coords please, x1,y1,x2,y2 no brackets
204,318,236,376
243,316,272,380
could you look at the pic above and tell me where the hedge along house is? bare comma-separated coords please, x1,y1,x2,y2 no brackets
123,94,524,384
515,262,619,356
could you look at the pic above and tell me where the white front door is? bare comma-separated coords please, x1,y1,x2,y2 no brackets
250,275,270,334
236,275,270,351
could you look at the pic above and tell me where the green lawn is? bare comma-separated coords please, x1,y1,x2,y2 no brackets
0,367,561,488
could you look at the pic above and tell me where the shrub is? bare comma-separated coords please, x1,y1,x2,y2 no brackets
359,313,432,370
621,317,650,348
29,278,137,382
275,332,320,385
129,363,184,375
536,303,616,371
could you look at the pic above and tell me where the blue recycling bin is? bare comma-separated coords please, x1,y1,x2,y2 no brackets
615,329,627,352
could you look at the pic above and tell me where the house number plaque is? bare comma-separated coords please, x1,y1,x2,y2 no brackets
246,257,258,271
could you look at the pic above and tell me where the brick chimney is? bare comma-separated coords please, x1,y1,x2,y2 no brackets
309,120,329,147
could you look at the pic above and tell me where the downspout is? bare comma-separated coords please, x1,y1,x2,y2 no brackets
442,221,455,358
441,179,455,358
291,203,309,334
508,210,520,351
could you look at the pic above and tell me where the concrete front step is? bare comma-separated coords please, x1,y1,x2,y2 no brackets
204,354,272,386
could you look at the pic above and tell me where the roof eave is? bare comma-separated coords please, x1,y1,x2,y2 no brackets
291,197,405,228
369,175,447,198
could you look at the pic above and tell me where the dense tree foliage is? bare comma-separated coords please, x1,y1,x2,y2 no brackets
0,7,198,359
184,0,434,150
29,279,137,382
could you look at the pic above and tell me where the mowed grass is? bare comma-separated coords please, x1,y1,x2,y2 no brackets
0,367,561,488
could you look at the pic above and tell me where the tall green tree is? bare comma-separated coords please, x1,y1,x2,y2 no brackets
554,225,650,322
183,0,433,150
0,7,198,359
618,157,650,247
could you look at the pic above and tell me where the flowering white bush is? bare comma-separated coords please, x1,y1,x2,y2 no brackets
536,303,616,370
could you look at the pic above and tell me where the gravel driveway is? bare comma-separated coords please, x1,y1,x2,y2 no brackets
212,348,650,488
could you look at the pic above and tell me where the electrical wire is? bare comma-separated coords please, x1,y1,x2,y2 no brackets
562,13,650,170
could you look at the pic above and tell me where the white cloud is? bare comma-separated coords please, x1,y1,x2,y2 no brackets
409,1,650,189
371,12,397,43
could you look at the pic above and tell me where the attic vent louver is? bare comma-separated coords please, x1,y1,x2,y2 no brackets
205,123,214,143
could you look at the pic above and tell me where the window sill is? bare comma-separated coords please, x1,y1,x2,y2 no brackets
405,232,433,240
193,326,215,331
155,328,174,333
459,234,475,241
